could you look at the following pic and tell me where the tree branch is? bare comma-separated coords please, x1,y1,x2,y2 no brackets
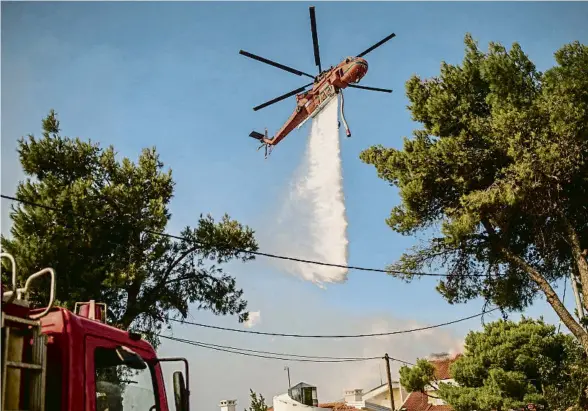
120,244,200,326
155,245,201,294
422,391,441,400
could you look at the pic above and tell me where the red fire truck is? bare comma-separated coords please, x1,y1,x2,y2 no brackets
1,252,190,411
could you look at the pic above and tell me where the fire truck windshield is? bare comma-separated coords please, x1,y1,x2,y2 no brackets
95,347,157,411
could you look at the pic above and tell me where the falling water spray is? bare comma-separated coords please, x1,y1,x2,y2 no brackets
267,96,349,285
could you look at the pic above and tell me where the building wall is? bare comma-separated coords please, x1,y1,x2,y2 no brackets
273,393,324,411
364,388,404,410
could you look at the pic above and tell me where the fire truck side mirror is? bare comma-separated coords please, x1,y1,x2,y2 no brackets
173,371,188,411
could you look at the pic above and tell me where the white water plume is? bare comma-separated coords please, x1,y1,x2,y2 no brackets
267,96,349,286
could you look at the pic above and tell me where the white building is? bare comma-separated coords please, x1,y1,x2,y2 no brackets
223,353,460,411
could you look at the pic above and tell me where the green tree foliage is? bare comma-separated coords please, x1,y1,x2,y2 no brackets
399,358,436,393
359,35,588,351
1,110,259,347
246,389,269,411
399,318,588,411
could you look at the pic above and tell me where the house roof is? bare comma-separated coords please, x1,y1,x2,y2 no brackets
429,354,461,381
361,381,401,401
362,354,459,401
269,402,358,411
290,382,317,390
319,402,361,411
398,354,461,411
401,392,452,411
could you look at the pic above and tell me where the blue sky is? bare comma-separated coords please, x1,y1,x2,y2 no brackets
2,1,588,409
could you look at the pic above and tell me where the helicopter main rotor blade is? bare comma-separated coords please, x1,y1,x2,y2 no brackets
356,33,396,58
253,83,314,111
239,50,315,79
348,84,393,93
309,6,322,73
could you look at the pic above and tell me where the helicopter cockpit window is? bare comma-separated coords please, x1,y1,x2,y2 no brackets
94,346,157,411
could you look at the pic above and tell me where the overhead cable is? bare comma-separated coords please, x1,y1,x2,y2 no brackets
156,334,413,364
168,307,499,339
1,193,488,278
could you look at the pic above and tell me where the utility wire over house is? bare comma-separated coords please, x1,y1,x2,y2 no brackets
0,194,490,278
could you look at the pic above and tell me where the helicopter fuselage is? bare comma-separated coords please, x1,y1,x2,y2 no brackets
265,57,368,146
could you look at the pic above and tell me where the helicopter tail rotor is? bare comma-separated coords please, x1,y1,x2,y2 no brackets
249,129,274,159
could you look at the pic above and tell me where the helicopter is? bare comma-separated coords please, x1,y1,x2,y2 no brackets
240,6,395,158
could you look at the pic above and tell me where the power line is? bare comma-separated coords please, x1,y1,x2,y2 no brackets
156,334,414,364
1,193,487,278
1,194,502,336
167,307,499,339
1,195,497,360
159,335,367,362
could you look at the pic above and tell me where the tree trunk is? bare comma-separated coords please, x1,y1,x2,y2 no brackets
120,280,141,328
482,218,588,354
563,220,588,312
502,248,588,355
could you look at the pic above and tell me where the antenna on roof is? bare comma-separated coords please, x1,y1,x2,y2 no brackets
378,363,383,385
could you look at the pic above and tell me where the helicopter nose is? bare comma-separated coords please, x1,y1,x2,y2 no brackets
355,58,368,75
356,59,368,78
356,57,368,67
341,58,369,84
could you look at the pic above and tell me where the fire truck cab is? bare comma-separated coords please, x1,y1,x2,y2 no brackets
1,252,190,411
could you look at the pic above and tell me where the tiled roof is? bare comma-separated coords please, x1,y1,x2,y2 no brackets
401,392,452,411
429,354,461,380
398,354,461,411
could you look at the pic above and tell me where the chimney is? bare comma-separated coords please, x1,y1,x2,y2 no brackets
220,400,237,411
344,389,363,404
